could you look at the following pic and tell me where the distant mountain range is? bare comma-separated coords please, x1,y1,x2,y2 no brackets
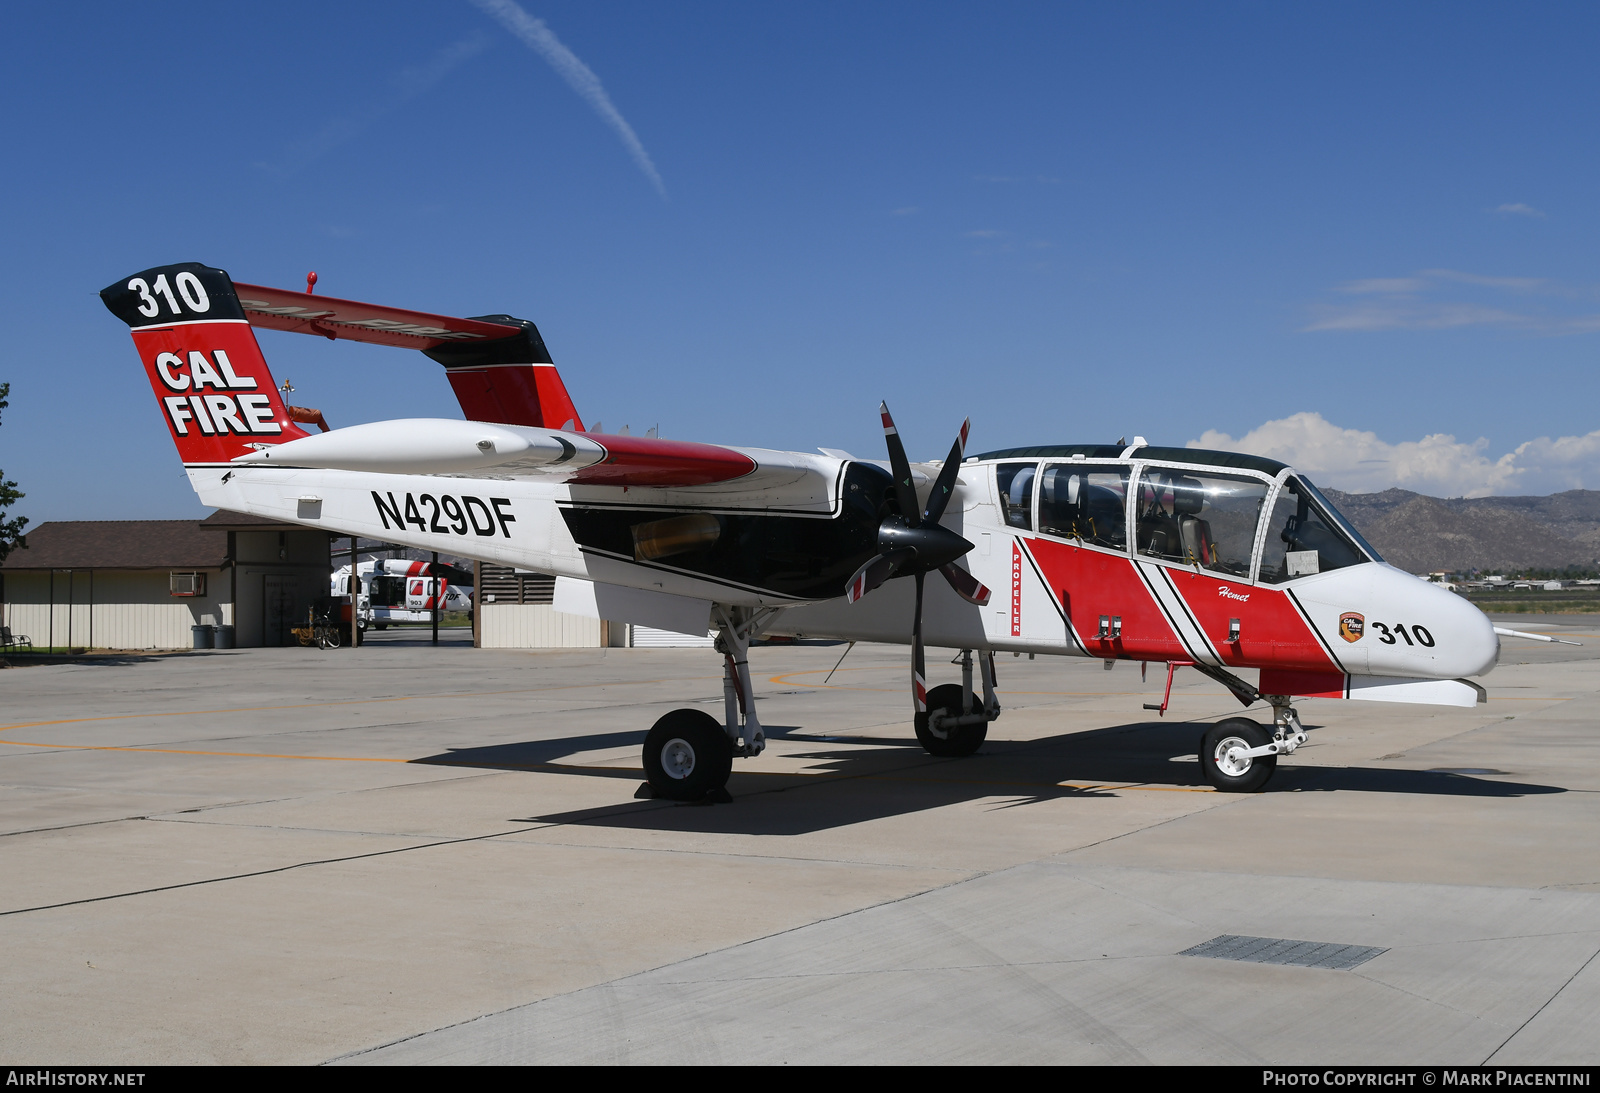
1322,488,1600,575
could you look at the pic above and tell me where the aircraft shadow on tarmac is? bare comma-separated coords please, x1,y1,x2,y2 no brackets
411,719,1565,836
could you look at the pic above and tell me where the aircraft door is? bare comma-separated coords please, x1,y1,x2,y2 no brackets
1134,468,1267,577
1037,463,1130,549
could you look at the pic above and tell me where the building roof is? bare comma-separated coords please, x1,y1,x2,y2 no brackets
199,510,306,532
1,520,229,570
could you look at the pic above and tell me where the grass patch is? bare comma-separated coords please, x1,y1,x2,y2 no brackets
1465,591,1600,614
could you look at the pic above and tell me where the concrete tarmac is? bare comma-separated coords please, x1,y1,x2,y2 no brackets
0,618,1596,1065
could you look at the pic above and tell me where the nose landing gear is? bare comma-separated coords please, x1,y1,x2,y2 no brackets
1199,699,1306,792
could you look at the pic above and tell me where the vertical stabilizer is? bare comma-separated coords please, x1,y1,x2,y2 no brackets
423,315,585,431
101,263,311,464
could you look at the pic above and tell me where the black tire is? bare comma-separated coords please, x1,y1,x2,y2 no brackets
1200,717,1276,792
373,623,388,631
643,708,734,801
915,683,988,757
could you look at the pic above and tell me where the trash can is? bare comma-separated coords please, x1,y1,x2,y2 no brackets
214,625,235,649
191,624,215,650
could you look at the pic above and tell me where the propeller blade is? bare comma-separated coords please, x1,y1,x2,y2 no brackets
912,571,927,714
843,552,902,603
939,562,991,606
879,401,921,527
921,417,970,526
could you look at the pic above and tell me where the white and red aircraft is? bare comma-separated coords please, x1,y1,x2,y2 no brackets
103,262,1534,800
333,558,473,630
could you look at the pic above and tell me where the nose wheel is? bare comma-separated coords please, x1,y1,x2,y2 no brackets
1200,718,1277,792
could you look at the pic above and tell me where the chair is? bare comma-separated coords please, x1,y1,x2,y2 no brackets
1,626,33,651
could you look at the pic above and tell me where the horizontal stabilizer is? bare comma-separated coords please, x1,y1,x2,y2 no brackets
233,282,522,350
234,280,582,431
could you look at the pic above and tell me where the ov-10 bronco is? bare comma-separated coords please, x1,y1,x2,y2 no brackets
102,261,1537,800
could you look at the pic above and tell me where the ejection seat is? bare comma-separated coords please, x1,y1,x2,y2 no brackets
1139,474,1216,566
1173,478,1217,567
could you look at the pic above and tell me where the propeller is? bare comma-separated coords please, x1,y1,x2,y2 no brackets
843,403,991,717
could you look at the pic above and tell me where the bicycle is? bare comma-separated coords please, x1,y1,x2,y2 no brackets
310,608,342,650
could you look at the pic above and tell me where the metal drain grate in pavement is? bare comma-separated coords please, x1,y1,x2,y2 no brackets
1179,934,1386,970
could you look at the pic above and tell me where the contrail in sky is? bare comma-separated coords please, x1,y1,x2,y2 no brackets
267,33,491,175
468,0,666,197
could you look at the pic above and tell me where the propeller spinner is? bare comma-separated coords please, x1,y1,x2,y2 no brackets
843,403,991,717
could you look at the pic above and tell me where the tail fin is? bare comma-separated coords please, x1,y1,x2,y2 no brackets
421,315,584,431
101,263,312,464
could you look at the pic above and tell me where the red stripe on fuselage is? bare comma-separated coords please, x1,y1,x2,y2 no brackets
1166,570,1340,672
1024,538,1187,660
1259,668,1346,698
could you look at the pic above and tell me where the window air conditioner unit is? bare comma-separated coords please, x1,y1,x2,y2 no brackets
170,572,206,597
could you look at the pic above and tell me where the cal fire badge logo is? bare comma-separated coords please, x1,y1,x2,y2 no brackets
1339,612,1365,643
1011,542,1023,637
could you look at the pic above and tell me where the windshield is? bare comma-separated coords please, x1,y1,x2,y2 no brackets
1258,476,1380,583
1295,477,1384,564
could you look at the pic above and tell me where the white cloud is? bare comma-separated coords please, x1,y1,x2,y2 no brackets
470,0,666,198
1493,203,1545,218
1303,302,1531,332
1305,268,1600,334
1191,412,1600,497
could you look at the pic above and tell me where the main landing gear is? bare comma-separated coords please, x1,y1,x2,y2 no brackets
641,605,778,802
1199,698,1307,792
915,648,1002,757
639,621,1006,800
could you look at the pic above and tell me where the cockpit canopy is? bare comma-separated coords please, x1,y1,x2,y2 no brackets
984,447,1380,584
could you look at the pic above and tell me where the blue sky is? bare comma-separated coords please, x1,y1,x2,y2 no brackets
4,1,1600,522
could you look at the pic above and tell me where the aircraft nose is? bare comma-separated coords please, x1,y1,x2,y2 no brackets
1436,581,1499,677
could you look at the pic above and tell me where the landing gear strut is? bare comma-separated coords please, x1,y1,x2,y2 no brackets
915,648,1001,757
640,605,780,801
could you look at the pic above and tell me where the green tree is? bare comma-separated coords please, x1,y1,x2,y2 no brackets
0,382,27,563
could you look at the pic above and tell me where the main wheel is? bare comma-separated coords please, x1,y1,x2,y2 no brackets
915,683,988,757
643,708,734,801
1200,718,1276,792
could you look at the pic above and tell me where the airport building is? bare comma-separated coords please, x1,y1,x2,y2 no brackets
0,513,330,649
0,514,704,651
